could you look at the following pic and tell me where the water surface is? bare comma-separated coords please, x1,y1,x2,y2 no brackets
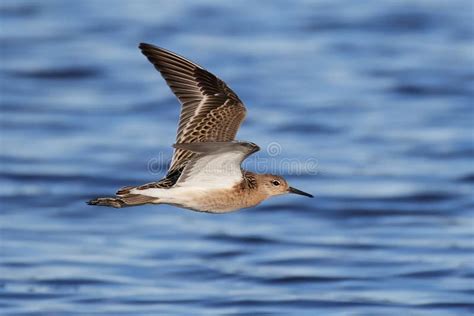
1,0,473,315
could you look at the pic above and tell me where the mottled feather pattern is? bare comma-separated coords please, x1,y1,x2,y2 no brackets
139,43,247,181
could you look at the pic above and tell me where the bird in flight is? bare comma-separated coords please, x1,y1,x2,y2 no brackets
88,43,313,213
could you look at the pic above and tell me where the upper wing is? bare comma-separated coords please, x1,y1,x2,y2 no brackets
139,43,247,177
173,142,260,189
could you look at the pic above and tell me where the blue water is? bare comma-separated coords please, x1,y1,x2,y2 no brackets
1,0,473,315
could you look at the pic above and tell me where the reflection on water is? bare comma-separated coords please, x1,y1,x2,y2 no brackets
1,0,473,315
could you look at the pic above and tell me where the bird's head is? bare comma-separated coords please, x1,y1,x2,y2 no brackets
258,174,313,198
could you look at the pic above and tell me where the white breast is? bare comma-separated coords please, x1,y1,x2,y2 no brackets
175,151,245,189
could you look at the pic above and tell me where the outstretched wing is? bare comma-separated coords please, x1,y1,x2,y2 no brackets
173,142,260,189
139,43,247,177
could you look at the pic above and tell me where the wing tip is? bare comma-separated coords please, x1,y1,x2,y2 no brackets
138,42,179,56
139,42,160,56
139,42,154,50
246,142,260,153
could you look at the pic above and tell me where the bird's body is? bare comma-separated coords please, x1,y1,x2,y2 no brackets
123,172,264,213
88,43,312,213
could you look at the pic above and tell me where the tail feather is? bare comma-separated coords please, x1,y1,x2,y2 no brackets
88,197,126,208
88,194,157,208
116,186,135,195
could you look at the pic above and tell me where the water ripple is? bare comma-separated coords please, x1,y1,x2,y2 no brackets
1,0,472,315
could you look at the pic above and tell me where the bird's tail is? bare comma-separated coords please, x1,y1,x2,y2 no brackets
87,194,157,208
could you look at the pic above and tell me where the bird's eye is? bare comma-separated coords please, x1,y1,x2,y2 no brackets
271,180,280,186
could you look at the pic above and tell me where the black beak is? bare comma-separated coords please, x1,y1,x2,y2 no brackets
288,187,313,198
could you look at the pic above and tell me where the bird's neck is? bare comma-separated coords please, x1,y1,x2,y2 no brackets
234,171,268,207
242,171,258,190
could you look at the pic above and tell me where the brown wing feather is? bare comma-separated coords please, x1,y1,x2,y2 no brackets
139,43,247,177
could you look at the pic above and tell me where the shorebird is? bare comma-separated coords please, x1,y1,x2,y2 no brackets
88,43,313,213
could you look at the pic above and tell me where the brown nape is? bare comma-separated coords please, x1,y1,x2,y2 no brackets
88,194,156,208
242,171,258,189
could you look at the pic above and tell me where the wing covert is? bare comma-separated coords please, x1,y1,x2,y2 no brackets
139,43,247,176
